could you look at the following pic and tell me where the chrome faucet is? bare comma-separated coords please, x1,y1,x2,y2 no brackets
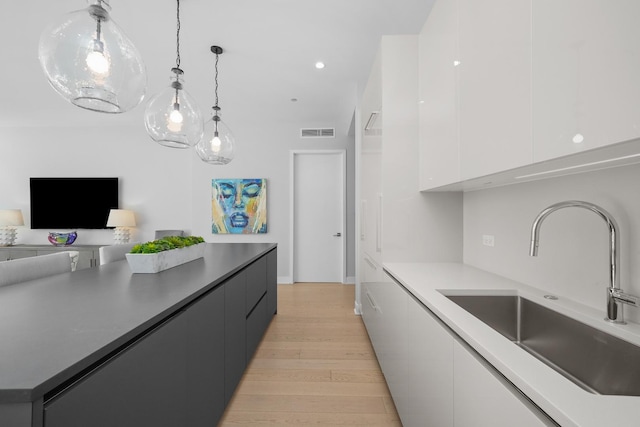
529,200,638,324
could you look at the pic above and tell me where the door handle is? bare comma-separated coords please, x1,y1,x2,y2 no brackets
333,232,342,237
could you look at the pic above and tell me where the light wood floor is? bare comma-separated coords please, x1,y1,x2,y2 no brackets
218,283,401,426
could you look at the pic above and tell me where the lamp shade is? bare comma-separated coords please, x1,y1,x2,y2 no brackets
195,112,235,165
38,0,147,113
144,69,204,148
0,210,25,227
106,209,136,227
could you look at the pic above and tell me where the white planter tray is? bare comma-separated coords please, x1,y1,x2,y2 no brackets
125,243,206,273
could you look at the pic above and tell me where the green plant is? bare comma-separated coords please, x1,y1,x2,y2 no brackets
130,235,205,254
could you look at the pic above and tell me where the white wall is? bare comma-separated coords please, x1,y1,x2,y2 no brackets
0,118,356,283
0,124,187,245
464,163,640,323
190,119,356,283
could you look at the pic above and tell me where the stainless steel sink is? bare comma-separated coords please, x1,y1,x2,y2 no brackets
446,294,640,396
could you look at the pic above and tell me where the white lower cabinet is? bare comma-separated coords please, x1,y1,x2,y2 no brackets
362,275,409,420
362,273,557,427
453,340,555,427
407,294,454,426
378,277,409,420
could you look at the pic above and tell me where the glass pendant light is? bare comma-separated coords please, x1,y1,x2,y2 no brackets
144,0,203,148
195,46,236,165
38,0,146,113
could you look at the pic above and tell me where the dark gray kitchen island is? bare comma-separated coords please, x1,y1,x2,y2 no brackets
0,243,277,427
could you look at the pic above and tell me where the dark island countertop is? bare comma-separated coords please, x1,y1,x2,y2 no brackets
0,243,276,403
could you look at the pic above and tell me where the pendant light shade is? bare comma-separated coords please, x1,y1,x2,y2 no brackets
144,0,203,148
195,107,236,164
38,0,146,113
195,46,235,165
144,69,203,148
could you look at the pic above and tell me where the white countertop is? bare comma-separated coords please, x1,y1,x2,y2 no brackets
384,262,640,427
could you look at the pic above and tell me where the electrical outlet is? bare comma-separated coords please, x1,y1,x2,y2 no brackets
482,235,495,247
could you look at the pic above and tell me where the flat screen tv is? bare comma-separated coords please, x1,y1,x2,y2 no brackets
30,177,119,229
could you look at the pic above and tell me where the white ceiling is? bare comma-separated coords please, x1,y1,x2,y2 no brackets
1,0,434,132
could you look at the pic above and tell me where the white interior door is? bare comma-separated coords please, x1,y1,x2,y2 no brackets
292,151,345,283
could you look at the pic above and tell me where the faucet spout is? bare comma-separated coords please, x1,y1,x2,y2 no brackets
529,200,627,323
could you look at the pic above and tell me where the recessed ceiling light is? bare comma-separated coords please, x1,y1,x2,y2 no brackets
315,62,325,69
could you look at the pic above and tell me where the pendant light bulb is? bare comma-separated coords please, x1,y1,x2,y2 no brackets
195,46,236,165
144,0,203,148
169,105,184,124
210,124,223,153
86,44,109,75
38,0,146,113
212,134,222,151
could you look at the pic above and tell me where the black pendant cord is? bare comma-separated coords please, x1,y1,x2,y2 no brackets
210,46,224,122
175,0,181,69
214,50,219,109
172,0,182,105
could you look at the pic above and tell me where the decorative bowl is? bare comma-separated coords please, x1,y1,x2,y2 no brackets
48,231,77,246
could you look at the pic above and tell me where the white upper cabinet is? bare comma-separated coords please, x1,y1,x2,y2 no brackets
419,0,460,190
457,0,532,180
419,0,532,190
532,0,640,162
419,0,640,190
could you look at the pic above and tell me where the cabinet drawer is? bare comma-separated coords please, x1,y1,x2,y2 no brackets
266,249,277,315
246,256,267,314
44,314,188,427
224,272,247,405
246,294,268,363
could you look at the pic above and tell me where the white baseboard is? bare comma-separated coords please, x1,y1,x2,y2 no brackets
354,301,362,315
344,276,355,284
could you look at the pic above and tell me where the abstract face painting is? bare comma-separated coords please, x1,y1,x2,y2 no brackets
211,179,267,234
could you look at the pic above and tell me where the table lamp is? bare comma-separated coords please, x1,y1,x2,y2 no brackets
0,209,25,246
106,209,136,244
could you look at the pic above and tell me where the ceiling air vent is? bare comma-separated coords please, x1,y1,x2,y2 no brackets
300,128,335,138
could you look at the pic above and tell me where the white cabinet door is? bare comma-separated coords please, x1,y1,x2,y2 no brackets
361,280,381,350
457,0,532,180
532,0,640,162
360,152,382,265
453,341,555,427
361,277,409,424
407,296,454,427
418,0,460,190
376,276,409,423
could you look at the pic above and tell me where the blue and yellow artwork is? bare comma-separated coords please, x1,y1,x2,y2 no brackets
211,178,267,234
